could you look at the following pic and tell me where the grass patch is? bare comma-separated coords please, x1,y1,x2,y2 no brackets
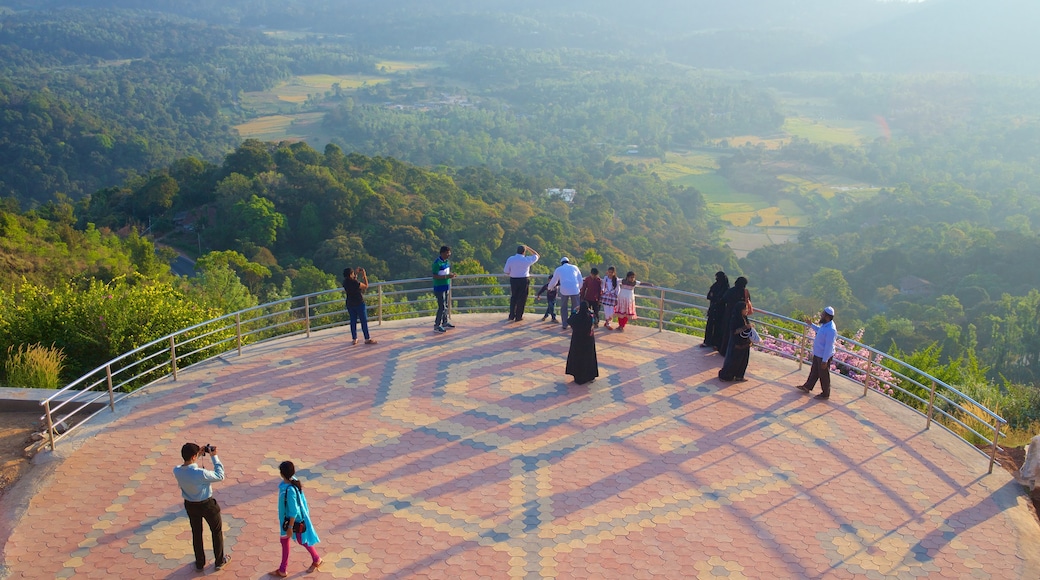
4,343,65,389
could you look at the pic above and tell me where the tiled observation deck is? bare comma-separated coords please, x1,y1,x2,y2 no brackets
2,314,1038,579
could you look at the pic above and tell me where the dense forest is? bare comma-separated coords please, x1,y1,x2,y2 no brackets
0,8,376,204
1,3,1039,433
322,48,783,177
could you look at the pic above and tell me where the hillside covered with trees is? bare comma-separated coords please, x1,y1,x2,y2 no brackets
1,1,1040,436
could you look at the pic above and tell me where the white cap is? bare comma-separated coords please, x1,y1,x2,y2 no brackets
560,257,569,264
823,306,835,316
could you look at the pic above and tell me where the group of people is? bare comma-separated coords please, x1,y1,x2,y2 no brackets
702,271,838,399
173,445,323,576
175,265,842,573
702,272,754,382
539,253,652,332
347,250,837,395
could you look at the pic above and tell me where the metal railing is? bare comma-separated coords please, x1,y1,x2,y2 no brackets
41,275,1007,473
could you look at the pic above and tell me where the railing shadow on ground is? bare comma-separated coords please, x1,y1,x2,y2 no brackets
40,274,1007,473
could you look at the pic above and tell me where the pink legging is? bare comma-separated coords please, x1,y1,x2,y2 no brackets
279,533,320,573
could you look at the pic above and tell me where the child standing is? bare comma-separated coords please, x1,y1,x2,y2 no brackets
601,266,620,330
615,271,653,331
579,268,603,327
535,281,559,323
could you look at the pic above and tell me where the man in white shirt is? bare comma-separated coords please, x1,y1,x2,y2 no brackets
173,442,230,571
546,257,583,330
797,306,838,400
503,244,539,322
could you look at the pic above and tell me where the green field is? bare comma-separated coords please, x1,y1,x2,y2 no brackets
674,172,740,200
781,116,880,146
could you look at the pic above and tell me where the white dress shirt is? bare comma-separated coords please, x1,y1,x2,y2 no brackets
503,253,539,278
547,263,583,296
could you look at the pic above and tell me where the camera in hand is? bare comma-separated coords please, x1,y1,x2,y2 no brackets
200,444,216,456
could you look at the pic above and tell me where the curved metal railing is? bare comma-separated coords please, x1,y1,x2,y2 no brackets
40,274,1007,473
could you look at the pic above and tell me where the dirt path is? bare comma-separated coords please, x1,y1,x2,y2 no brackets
0,412,40,497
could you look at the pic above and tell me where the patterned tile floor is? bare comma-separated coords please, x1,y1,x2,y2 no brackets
3,314,1039,579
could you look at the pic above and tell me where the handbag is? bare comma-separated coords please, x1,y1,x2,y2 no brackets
281,485,308,535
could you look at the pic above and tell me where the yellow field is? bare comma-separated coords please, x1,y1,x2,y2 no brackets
375,60,443,73
711,200,807,228
610,150,721,181
234,112,324,141
710,135,790,150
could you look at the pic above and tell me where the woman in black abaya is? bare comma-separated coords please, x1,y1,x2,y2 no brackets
566,301,599,385
719,301,753,382
701,271,729,350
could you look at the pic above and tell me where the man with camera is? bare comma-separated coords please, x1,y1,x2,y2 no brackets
173,443,231,571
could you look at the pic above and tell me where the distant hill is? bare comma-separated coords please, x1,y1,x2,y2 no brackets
799,0,1040,74
11,0,1035,74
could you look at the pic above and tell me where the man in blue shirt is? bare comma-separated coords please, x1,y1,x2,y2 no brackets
173,443,230,571
797,306,838,400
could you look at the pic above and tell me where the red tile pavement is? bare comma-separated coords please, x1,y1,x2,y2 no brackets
2,314,1039,579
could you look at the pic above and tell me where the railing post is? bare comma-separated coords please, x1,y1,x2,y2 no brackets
657,289,665,331
169,337,178,381
378,285,384,325
925,379,937,429
447,285,453,321
236,313,243,356
988,422,1002,474
863,351,874,397
106,364,115,411
798,325,808,370
43,399,56,451
304,296,311,338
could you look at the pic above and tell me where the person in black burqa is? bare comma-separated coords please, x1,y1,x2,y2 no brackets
718,301,754,382
717,276,752,356
565,301,599,385
701,271,730,350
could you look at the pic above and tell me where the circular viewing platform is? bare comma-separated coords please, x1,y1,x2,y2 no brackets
3,314,1038,578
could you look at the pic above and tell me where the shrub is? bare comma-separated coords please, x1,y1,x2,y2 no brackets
4,343,66,389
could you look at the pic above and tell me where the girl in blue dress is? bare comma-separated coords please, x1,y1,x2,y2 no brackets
271,461,322,577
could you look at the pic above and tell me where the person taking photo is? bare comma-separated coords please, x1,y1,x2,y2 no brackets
173,443,231,572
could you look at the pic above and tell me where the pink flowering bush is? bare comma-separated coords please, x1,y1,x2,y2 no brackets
754,324,897,397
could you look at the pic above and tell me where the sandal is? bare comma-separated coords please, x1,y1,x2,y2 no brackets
308,559,324,573
270,570,288,578
365,339,378,344
351,339,358,345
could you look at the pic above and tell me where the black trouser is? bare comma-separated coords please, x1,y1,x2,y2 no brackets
434,289,449,326
586,300,601,322
184,497,224,568
509,277,530,320
803,355,833,397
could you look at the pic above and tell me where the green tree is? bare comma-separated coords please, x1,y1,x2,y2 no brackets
229,195,286,248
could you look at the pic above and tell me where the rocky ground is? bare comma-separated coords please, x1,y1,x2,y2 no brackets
0,412,42,498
